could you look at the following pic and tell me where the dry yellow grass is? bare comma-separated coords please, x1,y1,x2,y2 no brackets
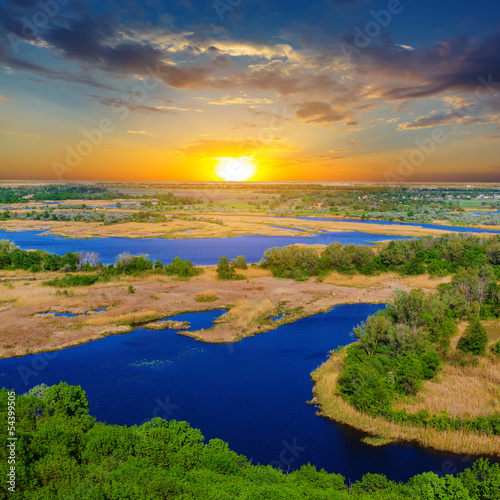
83,309,160,327
394,321,500,418
0,281,55,307
240,267,273,278
399,274,451,289
322,272,396,288
195,289,219,302
311,351,500,456
394,356,500,417
218,299,275,333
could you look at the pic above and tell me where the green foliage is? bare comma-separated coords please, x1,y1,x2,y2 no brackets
116,254,153,274
261,245,319,280
337,290,499,436
164,256,202,278
26,383,50,400
2,384,500,499
43,274,100,287
44,382,90,418
352,313,392,357
216,255,245,280
0,184,121,203
128,285,135,294
458,310,489,355
319,243,376,275
231,255,248,269
491,341,500,355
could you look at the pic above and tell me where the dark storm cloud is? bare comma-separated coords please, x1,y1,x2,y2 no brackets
44,16,114,63
350,32,500,100
4,55,120,90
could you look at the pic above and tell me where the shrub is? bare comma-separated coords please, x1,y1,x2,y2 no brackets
43,275,99,287
231,255,248,269
216,256,245,281
491,341,500,355
164,257,202,278
195,290,219,303
458,309,489,355
261,245,319,280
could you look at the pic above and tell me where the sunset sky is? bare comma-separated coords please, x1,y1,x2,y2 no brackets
1,0,499,182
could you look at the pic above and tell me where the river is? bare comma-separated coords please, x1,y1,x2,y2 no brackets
0,304,480,482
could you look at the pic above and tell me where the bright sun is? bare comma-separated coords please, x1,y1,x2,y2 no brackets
215,156,257,181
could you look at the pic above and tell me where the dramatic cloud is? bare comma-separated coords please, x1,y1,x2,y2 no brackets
295,101,347,123
398,108,500,130
351,33,500,101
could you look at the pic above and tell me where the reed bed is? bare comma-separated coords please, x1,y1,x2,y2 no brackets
0,282,54,307
219,299,275,333
195,289,219,302
83,309,160,327
395,353,500,418
322,272,396,288
400,274,451,289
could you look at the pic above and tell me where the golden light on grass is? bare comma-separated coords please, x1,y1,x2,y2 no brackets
215,156,257,181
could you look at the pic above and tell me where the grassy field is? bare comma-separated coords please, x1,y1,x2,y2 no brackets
0,266,422,358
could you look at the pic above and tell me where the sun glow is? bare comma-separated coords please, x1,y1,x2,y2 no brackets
215,156,257,181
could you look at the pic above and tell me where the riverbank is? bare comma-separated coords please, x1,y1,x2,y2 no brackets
0,268,448,359
1,213,497,240
310,334,500,457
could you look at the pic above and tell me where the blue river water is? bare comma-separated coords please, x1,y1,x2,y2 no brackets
0,305,482,482
270,215,500,234
0,228,412,265
1,216,498,265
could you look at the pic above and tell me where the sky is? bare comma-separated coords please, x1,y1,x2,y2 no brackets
0,0,499,182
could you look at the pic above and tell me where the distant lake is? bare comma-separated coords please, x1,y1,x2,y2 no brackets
0,304,481,482
0,228,412,265
1,213,498,265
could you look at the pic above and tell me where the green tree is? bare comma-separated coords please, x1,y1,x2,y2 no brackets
216,256,244,280
230,255,248,269
458,305,489,355
353,313,392,357
45,382,90,418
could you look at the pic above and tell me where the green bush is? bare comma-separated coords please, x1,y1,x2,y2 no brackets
164,256,202,278
458,310,489,355
43,274,100,287
231,255,248,269
216,256,245,280
491,341,500,355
